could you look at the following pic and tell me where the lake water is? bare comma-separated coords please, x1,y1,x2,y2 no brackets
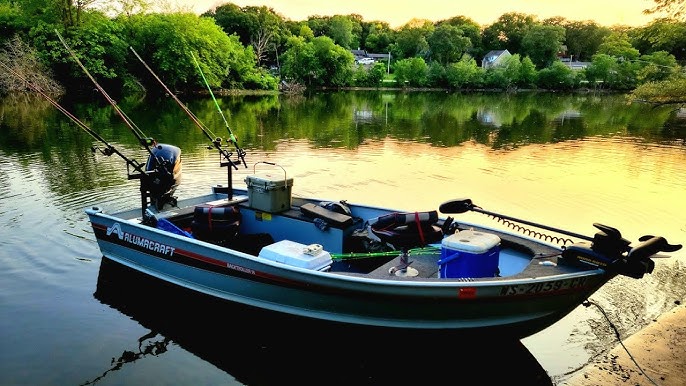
1,90,685,385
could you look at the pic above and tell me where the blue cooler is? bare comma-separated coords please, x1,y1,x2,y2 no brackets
438,230,501,278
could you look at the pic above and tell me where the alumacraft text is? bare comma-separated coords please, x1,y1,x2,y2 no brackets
106,222,176,256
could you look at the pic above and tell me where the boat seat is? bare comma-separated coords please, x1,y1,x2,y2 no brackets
370,211,443,250
300,203,354,229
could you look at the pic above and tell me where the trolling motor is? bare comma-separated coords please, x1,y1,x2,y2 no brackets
561,225,681,278
439,198,682,279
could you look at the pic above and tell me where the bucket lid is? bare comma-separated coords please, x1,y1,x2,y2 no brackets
442,229,500,253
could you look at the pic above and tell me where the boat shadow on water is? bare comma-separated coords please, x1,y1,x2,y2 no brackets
89,257,554,386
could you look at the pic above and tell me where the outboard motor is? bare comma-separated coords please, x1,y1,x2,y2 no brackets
562,223,681,279
145,144,182,209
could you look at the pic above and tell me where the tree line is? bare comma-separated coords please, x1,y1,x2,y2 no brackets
0,0,684,103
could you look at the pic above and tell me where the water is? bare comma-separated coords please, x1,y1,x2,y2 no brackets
1,91,685,385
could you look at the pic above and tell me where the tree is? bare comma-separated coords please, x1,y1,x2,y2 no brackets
280,35,354,87
205,4,287,66
391,19,433,60
0,34,64,94
521,24,565,68
393,57,428,87
0,1,29,43
362,21,394,53
636,50,680,82
629,74,686,105
436,16,483,58
562,20,611,62
482,12,537,54
597,32,640,60
445,55,483,89
644,0,686,20
629,19,686,61
328,15,354,49
427,24,471,65
536,61,576,90
124,13,275,91
30,12,129,91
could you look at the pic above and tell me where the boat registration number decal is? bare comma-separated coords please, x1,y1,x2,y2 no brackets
499,277,589,296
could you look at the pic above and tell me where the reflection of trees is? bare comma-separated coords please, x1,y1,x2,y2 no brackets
1,91,679,197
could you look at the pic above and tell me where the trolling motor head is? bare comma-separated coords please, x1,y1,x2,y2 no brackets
144,144,182,210
562,224,682,279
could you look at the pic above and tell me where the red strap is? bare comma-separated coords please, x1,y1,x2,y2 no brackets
414,211,425,245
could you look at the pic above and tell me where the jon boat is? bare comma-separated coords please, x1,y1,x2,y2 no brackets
84,141,682,339
6,37,679,340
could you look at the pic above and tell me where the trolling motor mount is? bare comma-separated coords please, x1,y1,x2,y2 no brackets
562,225,681,279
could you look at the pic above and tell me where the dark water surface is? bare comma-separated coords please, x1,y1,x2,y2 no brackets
1,91,685,385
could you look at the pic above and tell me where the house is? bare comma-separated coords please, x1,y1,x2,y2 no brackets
562,60,591,70
481,50,511,69
350,50,391,63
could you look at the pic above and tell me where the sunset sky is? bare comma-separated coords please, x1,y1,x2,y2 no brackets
177,0,659,28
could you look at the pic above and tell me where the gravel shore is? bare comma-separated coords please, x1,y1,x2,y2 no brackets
559,303,686,386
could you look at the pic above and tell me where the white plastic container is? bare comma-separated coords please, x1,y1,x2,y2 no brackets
438,229,501,278
258,240,332,271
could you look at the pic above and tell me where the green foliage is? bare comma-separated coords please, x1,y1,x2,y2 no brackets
328,15,354,49
482,12,537,54
445,55,483,89
629,19,686,61
426,61,447,87
393,57,428,87
584,53,617,87
560,20,610,62
30,13,128,91
536,61,577,90
0,2,28,43
637,50,679,82
629,73,686,104
521,24,566,68
352,61,385,87
204,4,287,66
391,20,433,60
519,56,537,87
427,24,471,65
124,13,275,91
597,32,641,60
436,16,483,58
280,36,354,87
363,21,395,53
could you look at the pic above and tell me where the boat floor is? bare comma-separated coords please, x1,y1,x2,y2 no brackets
137,192,591,281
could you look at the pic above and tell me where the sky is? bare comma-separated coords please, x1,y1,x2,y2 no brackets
175,0,660,28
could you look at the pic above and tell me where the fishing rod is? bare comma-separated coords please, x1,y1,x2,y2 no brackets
190,52,247,168
53,30,183,215
0,60,146,174
54,29,156,158
129,46,245,170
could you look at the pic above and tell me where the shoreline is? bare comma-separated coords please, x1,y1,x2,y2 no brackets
559,302,686,386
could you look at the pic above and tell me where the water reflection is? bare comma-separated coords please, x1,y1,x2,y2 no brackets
91,257,553,385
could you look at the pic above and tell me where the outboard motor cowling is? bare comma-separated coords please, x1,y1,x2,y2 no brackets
145,144,182,209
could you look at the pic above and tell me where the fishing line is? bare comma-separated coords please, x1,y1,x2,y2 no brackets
129,47,219,142
190,52,246,168
54,29,155,156
0,60,138,165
